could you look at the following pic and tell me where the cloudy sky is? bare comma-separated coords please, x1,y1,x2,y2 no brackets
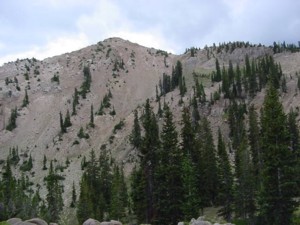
0,0,299,65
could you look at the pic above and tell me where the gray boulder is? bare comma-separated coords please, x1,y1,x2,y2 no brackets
83,218,102,225
26,218,48,225
7,218,22,225
100,220,122,225
15,222,36,225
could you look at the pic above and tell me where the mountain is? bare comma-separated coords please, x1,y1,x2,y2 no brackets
0,37,300,204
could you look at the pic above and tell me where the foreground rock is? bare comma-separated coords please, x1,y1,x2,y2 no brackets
83,218,122,225
186,217,234,225
6,218,48,225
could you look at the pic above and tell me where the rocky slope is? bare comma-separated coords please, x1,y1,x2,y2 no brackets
0,37,300,205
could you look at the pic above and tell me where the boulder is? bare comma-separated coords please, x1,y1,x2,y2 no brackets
83,218,102,225
7,218,22,225
15,222,36,225
109,220,122,225
190,217,212,225
178,222,185,225
100,220,122,225
26,218,48,225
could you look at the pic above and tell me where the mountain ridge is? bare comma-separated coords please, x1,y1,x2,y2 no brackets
0,37,300,205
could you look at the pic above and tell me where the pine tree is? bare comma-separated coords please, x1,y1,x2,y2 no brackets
129,110,142,149
110,165,128,220
22,89,29,107
45,161,64,222
130,166,147,224
90,104,95,128
43,155,47,170
59,111,66,133
180,107,199,219
77,174,93,224
234,130,256,222
64,109,72,128
215,58,222,82
248,105,262,189
197,117,219,206
154,105,183,225
72,88,79,115
138,99,160,224
258,84,298,225
217,129,234,222
70,181,77,208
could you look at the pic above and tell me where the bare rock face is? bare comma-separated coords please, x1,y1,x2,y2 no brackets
83,218,102,225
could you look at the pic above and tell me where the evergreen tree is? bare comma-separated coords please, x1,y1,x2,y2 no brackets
77,174,93,224
135,99,160,224
248,105,262,189
70,182,77,208
154,105,183,225
90,104,95,128
64,109,72,128
234,130,256,222
197,117,219,206
110,165,128,220
258,84,298,225
130,165,147,224
43,155,47,170
45,161,64,222
129,110,142,149
235,64,242,98
180,107,199,219
72,88,79,115
215,58,222,82
6,107,18,131
22,89,29,107
59,111,66,133
217,129,234,222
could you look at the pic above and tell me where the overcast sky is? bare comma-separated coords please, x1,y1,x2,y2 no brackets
0,0,299,65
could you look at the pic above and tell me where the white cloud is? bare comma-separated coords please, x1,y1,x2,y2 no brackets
0,33,89,66
76,0,175,52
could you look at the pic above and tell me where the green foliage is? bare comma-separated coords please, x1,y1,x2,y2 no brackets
24,73,29,80
59,111,66,133
6,107,18,131
44,161,64,223
22,89,29,107
64,109,72,128
77,127,89,139
113,120,125,134
77,149,126,223
43,155,47,170
72,88,79,115
89,104,95,128
80,66,92,99
154,105,184,225
51,73,60,84
259,84,298,225
20,154,33,172
217,129,234,222
130,110,142,149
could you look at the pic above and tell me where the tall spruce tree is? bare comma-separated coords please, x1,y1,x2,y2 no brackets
234,130,256,222
197,117,219,206
217,129,234,222
180,107,199,219
129,110,142,149
45,161,64,222
258,84,298,225
248,105,262,189
154,105,183,225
